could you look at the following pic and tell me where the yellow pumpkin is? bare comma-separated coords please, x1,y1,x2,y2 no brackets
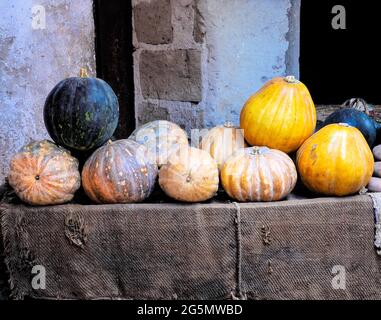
199,122,247,170
296,123,374,196
159,146,219,202
240,76,316,153
221,146,297,202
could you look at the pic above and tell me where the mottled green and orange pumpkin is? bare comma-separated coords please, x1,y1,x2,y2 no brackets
240,76,316,153
44,68,119,152
8,140,81,205
82,139,157,203
221,146,297,202
296,123,374,196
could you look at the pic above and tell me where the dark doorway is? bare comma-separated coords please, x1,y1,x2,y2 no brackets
300,1,379,105
94,0,135,138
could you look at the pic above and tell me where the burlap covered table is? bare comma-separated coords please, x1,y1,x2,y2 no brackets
1,192,381,300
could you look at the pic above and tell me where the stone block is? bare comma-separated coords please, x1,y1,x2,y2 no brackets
136,101,170,125
134,0,173,45
139,49,202,102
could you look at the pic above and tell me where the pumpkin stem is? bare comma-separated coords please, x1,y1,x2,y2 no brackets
338,123,352,128
80,67,88,78
250,146,268,155
284,75,298,83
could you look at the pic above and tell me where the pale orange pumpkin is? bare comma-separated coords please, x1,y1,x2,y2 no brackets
8,140,81,205
82,139,158,203
240,76,316,153
221,146,297,202
199,122,247,170
129,120,189,167
296,123,374,196
159,146,219,202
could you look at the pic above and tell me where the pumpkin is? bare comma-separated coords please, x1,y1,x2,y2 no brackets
129,120,188,167
159,147,219,202
323,108,377,146
8,140,81,205
82,139,157,203
199,122,247,170
240,76,316,153
296,123,374,196
44,68,119,152
221,147,297,202
374,145,381,161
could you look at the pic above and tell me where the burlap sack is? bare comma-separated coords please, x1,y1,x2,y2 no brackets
1,187,380,300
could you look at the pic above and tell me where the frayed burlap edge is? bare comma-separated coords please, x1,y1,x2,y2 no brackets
367,192,381,256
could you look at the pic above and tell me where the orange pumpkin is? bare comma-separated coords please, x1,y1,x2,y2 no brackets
221,146,297,202
82,139,158,203
199,122,247,170
159,146,219,202
240,76,316,153
296,123,374,196
8,140,81,205
129,120,188,167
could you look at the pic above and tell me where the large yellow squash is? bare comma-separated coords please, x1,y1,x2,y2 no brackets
240,76,316,153
296,123,374,196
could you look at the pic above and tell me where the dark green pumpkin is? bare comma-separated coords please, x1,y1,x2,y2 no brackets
43,69,119,152
323,108,377,146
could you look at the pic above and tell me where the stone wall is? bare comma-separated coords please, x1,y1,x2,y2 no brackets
132,0,301,132
0,0,96,183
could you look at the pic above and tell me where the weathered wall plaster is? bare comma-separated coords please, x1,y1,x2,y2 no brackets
198,0,300,126
133,0,301,132
0,0,96,183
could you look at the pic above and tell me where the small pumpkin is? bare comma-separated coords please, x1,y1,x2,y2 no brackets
240,76,316,153
199,122,247,170
221,147,297,202
44,68,119,152
8,140,81,205
129,120,188,167
296,123,374,196
82,139,157,203
323,108,377,146
159,147,219,202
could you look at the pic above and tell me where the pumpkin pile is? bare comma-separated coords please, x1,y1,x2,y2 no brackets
7,72,379,205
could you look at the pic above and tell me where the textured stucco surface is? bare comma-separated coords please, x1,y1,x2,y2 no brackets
0,0,96,183
200,0,299,126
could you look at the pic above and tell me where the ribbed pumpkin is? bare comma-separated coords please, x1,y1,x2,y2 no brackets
82,139,157,203
44,68,119,152
199,122,247,170
8,140,81,205
129,120,188,167
240,76,316,153
159,147,219,202
221,147,297,202
296,123,374,196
